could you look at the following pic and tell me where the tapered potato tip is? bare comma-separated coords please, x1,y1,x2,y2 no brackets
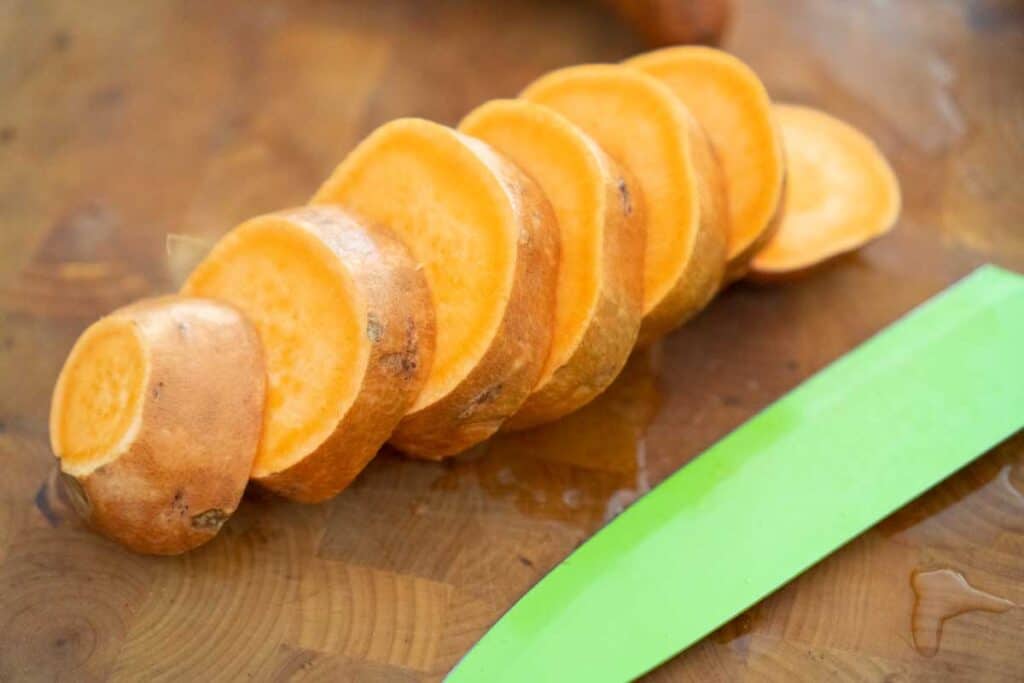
49,295,266,555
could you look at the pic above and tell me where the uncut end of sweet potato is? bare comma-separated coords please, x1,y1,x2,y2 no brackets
49,296,265,554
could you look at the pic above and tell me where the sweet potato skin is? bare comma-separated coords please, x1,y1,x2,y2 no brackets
252,207,435,500
626,47,786,281
503,153,645,431
724,173,786,283
54,296,265,555
522,66,727,346
636,115,728,346
388,134,559,458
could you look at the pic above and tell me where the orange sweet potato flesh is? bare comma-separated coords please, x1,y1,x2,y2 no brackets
312,119,559,458
183,206,434,501
49,296,265,554
459,100,645,430
521,64,728,346
750,105,900,278
626,46,785,280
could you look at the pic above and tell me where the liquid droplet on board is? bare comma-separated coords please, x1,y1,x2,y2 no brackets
999,463,1024,501
910,568,1015,657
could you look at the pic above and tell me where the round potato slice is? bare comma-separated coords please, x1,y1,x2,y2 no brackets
312,118,559,458
459,99,645,429
750,105,900,278
183,206,434,500
626,46,786,280
49,296,265,555
521,64,728,345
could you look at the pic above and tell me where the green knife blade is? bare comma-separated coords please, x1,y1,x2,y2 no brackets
448,265,1024,683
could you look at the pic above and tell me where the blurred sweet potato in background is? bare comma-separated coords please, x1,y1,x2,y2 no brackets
601,0,731,46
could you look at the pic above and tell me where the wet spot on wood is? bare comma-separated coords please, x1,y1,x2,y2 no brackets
89,85,125,109
967,2,1024,31
52,31,71,51
911,568,1014,656
38,202,118,263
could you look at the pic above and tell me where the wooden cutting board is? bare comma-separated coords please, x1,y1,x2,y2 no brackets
1,1,1022,680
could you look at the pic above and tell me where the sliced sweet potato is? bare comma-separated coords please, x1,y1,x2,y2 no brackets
626,46,786,279
311,119,558,458
750,105,900,277
183,206,434,500
459,99,645,430
521,64,728,345
49,296,265,554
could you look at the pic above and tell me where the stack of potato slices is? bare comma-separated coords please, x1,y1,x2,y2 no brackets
49,47,900,554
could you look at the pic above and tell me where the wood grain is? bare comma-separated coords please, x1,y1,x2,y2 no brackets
0,0,1022,680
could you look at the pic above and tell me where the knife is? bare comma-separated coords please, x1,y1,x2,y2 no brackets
447,265,1024,682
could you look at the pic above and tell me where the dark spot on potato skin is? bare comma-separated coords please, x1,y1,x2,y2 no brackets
191,508,229,530
618,179,633,216
171,489,189,515
366,314,383,343
379,316,420,379
457,383,503,420
152,380,165,399
380,352,417,377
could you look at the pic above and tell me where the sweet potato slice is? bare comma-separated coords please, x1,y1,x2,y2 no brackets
521,64,727,344
312,118,558,458
49,296,265,554
626,46,785,279
183,207,434,500
750,105,900,277
459,100,644,430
